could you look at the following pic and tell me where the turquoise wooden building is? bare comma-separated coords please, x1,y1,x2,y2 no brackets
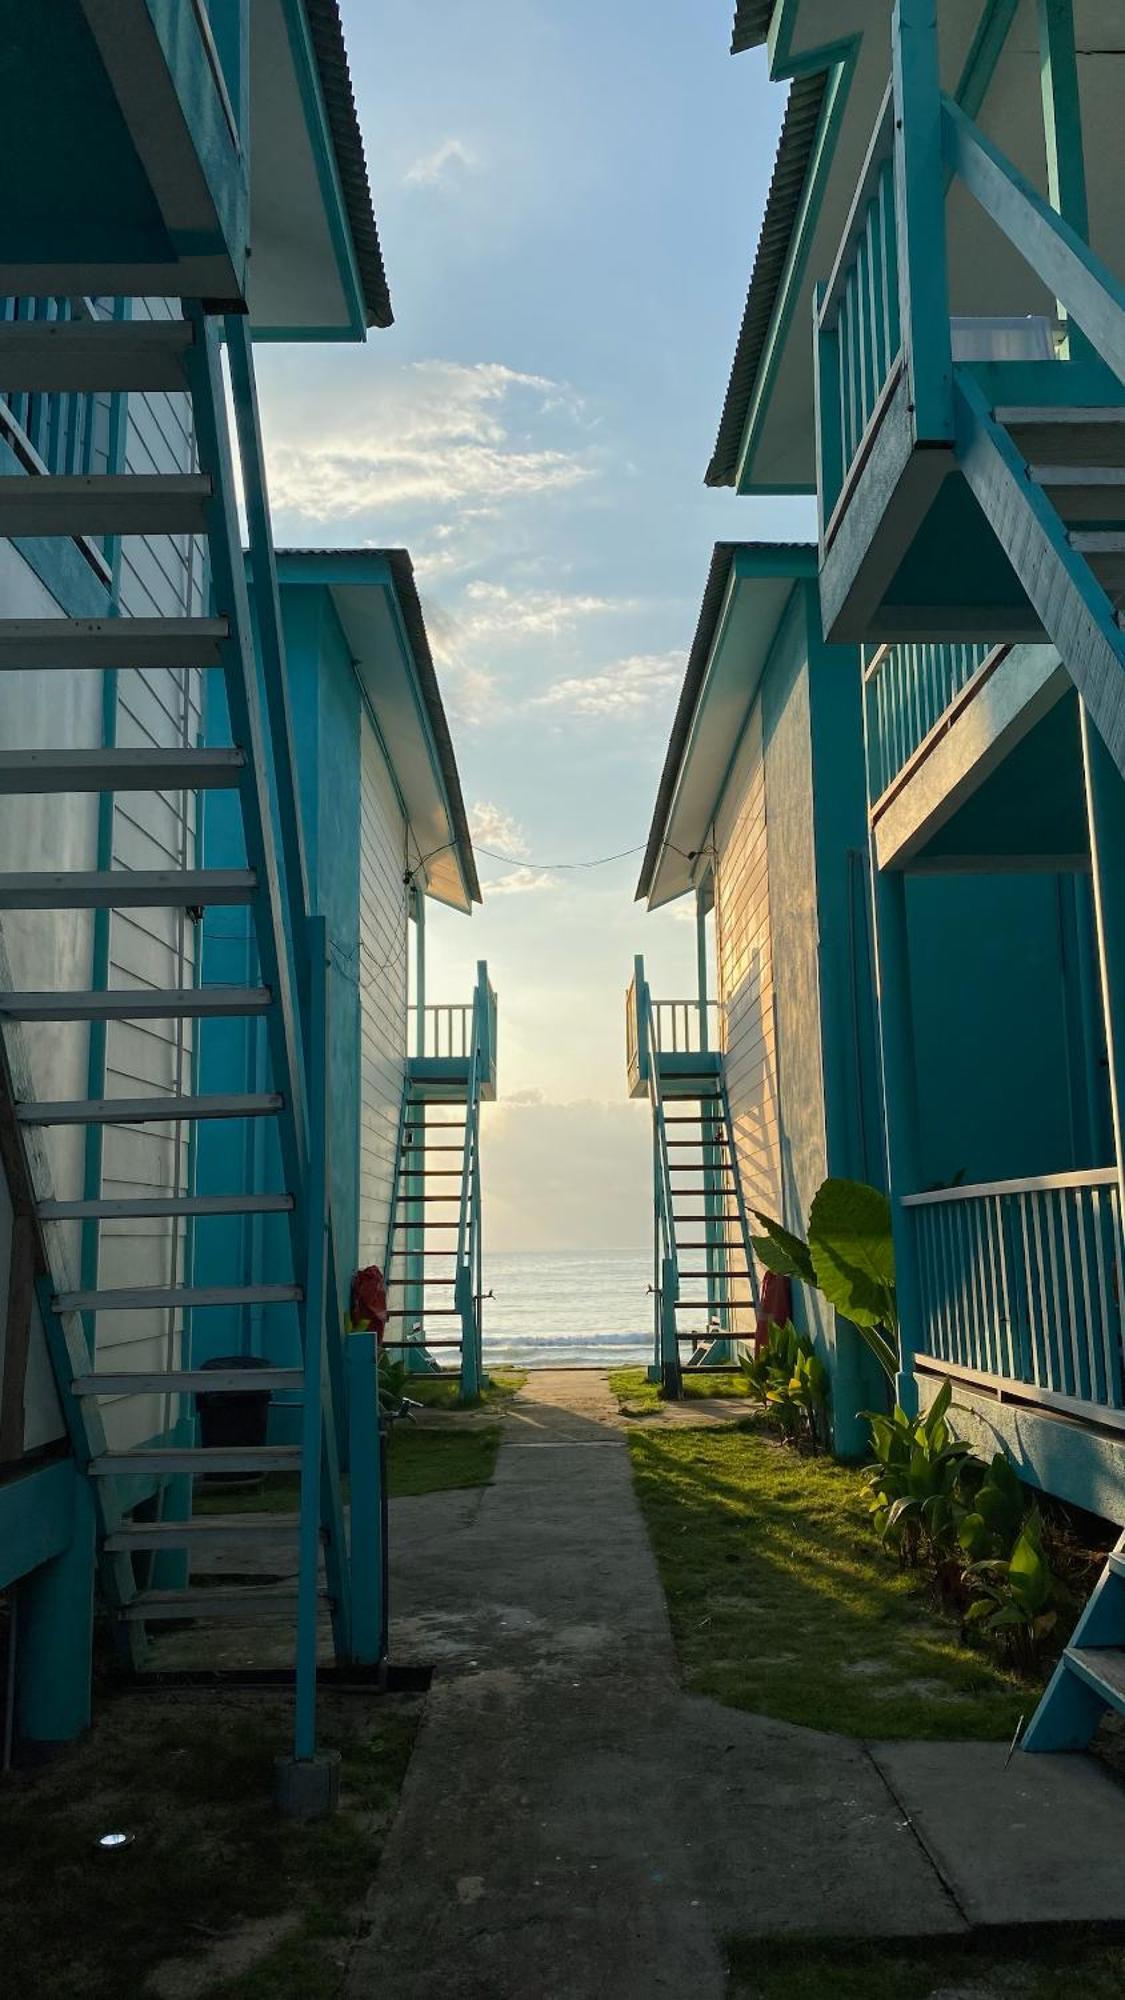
0,1,490,1788
686,0,1125,1745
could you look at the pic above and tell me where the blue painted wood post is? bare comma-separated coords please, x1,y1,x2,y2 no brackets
14,1481,96,1745
1079,710,1125,1288
892,0,954,444
1036,0,1094,368
294,917,330,1764
814,283,844,542
869,868,926,1413
346,1328,384,1664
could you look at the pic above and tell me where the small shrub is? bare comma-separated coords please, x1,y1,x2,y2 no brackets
964,1509,1057,1670
741,1320,830,1451
860,1379,978,1569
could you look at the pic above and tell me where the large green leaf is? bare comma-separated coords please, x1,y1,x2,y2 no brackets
808,1179,896,1329
751,1212,816,1285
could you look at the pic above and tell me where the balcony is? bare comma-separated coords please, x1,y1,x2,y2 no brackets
625,974,721,1100
904,1170,1125,1439
409,964,497,1101
813,6,1125,778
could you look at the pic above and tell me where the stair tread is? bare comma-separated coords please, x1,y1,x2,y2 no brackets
1069,1646,1125,1703
0,868,256,910
0,472,211,537
121,1585,326,1622
0,747,244,793
57,1283,301,1312
0,615,228,670
105,1516,301,1550
0,985,270,1021
90,1445,302,1474
74,1367,303,1395
19,1091,282,1125
38,1192,294,1221
0,318,194,391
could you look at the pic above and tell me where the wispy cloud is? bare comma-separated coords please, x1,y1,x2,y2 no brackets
404,137,478,188
456,581,626,647
266,362,592,524
468,801,529,856
533,651,682,716
482,864,556,898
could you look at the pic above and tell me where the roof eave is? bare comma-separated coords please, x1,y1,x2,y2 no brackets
303,0,393,330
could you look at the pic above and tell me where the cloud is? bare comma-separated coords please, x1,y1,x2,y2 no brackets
265,362,592,524
533,651,682,716
455,581,626,647
468,801,529,857
482,865,555,898
404,137,478,188
483,1097,651,1251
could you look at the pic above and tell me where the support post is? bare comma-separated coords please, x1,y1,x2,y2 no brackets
1036,0,1094,366
14,1482,96,1747
346,1328,384,1665
869,867,925,1413
892,0,954,443
293,919,330,1772
1080,710,1125,1258
413,888,426,1059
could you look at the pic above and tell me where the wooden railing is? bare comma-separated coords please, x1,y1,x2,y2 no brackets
815,89,902,530
864,640,1000,798
904,1170,1125,1419
409,1002,474,1061
651,999,722,1056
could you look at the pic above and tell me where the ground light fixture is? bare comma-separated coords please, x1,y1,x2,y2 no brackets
95,1831,136,1852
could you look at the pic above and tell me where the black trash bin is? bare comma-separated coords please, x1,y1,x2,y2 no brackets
196,1353,275,1451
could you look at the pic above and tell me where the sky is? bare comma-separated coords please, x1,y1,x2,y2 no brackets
255,0,812,1252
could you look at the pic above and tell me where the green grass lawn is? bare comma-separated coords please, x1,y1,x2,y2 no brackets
195,1422,502,1515
727,1932,1125,1999
628,1423,1033,1739
608,1365,752,1417
0,1689,419,2000
401,1367,526,1411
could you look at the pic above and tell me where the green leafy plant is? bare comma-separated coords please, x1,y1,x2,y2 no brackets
957,1451,1027,1563
861,1380,979,1566
741,1320,830,1450
964,1509,1057,1669
752,1178,898,1383
377,1351,412,1416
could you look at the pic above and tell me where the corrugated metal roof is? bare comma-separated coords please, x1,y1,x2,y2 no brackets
274,547,480,904
637,541,816,902
304,0,393,330
706,67,828,488
732,2,774,53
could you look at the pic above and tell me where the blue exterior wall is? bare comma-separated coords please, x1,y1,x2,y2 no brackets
905,872,1104,1188
193,584,362,1398
755,581,885,1453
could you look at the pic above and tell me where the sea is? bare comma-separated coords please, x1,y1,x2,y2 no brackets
480,1249,654,1370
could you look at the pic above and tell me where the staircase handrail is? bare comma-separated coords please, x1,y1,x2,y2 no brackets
940,94,1125,389
635,958,678,1300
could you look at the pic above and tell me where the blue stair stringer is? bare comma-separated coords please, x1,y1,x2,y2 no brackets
1023,1529,1125,1751
632,959,759,1396
0,305,381,1761
382,967,491,1397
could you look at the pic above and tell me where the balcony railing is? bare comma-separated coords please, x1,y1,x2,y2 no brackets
864,640,1000,799
815,89,902,533
904,1170,1125,1421
410,1003,473,1061
651,999,722,1056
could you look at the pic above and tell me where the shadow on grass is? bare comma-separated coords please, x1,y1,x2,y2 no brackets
0,1690,419,2000
627,1424,1034,1740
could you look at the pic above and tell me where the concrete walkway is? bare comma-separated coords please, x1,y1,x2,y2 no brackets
347,1372,1125,1998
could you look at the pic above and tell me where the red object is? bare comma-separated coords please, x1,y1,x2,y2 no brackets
754,1271,792,1356
350,1265,388,1340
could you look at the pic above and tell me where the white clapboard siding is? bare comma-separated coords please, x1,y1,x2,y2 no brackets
358,714,408,1268
714,700,780,1329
